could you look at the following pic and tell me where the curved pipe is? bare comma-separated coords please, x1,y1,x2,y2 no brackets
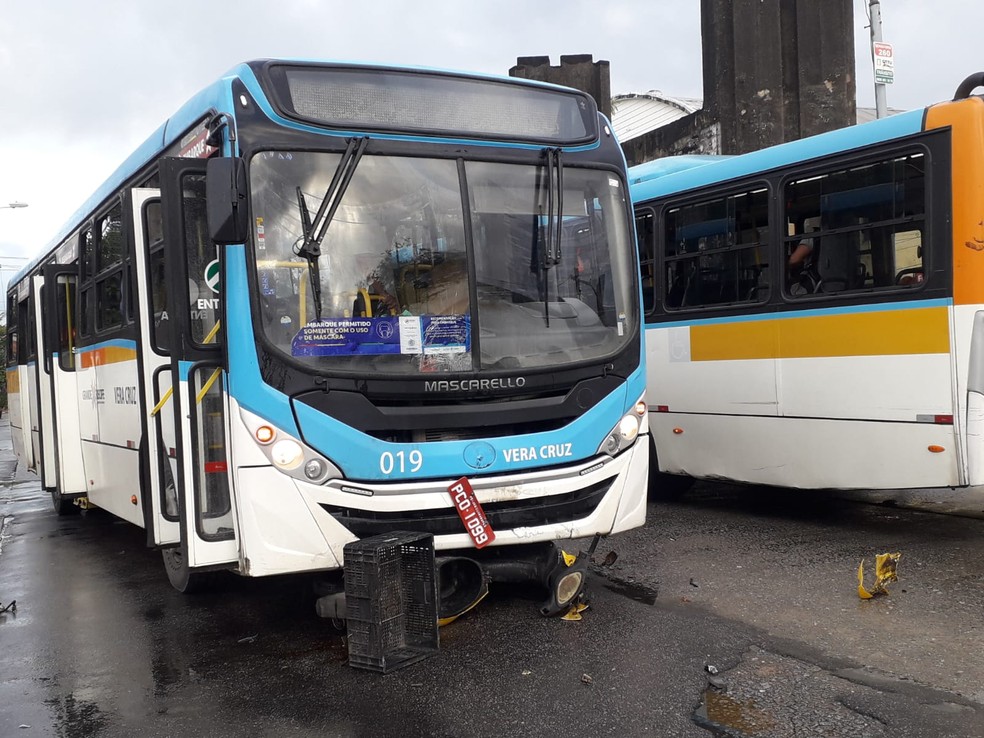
953,72,984,100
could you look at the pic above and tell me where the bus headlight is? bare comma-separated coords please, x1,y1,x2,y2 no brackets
239,406,342,484
271,440,304,470
619,414,640,444
597,393,646,457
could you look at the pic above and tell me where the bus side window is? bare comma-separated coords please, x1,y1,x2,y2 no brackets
784,152,926,298
662,187,770,310
96,273,123,332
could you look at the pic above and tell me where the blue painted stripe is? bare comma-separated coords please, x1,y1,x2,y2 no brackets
295,378,630,481
75,337,139,352
224,245,300,436
646,297,952,329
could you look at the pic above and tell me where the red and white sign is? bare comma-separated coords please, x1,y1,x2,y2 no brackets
873,42,894,84
448,477,496,549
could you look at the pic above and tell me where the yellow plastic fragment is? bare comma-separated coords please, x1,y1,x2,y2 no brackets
561,602,589,621
857,552,901,599
437,589,489,627
561,550,577,567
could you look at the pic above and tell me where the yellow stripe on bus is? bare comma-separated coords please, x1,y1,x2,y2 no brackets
689,305,950,361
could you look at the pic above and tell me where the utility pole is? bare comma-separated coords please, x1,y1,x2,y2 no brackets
868,0,889,118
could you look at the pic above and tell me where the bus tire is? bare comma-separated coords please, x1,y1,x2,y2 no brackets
50,487,79,516
162,547,220,594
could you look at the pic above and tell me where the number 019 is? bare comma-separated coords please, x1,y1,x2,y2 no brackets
379,450,423,474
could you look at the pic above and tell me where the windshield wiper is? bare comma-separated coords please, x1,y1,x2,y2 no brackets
538,148,564,326
294,136,369,321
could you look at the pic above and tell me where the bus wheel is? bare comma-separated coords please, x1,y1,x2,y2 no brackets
50,487,79,516
162,547,219,593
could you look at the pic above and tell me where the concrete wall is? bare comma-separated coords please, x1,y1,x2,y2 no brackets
509,55,612,121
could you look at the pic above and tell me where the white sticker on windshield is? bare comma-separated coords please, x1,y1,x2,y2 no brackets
609,177,620,188
400,316,423,355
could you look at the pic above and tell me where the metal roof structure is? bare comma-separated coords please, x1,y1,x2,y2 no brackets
610,92,702,143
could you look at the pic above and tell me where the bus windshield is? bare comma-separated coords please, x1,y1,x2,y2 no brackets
249,151,636,374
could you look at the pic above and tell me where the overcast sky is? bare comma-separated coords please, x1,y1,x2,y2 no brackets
1,0,982,291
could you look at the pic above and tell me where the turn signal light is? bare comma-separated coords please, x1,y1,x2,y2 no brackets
928,445,945,453
255,425,276,444
673,427,684,435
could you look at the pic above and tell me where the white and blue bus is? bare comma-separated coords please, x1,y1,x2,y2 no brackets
6,59,647,613
632,73,984,494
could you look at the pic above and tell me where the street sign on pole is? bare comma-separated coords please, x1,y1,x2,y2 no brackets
873,41,894,85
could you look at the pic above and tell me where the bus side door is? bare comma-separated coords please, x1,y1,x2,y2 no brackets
159,158,239,571
39,265,88,497
130,188,180,546
30,276,57,490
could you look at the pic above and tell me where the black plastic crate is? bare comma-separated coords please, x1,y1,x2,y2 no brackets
343,531,439,673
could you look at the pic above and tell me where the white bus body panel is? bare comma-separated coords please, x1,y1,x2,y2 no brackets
646,302,964,490
646,327,777,415
80,355,143,526
651,412,959,489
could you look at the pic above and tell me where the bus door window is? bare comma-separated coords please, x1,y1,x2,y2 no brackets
55,276,77,371
190,365,233,542
144,200,172,352
179,174,221,347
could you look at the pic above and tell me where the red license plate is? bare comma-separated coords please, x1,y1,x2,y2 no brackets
448,477,496,549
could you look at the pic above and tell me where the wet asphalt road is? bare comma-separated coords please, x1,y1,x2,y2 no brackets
2,422,984,737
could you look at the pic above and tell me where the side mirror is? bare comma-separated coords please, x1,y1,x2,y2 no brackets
206,157,249,245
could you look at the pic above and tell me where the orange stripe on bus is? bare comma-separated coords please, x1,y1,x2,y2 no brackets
925,97,984,306
79,346,138,368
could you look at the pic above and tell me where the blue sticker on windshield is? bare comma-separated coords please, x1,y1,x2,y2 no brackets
291,315,470,357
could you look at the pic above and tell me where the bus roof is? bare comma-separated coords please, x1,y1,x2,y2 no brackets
629,107,927,204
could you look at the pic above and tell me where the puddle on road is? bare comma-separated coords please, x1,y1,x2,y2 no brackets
694,688,777,737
